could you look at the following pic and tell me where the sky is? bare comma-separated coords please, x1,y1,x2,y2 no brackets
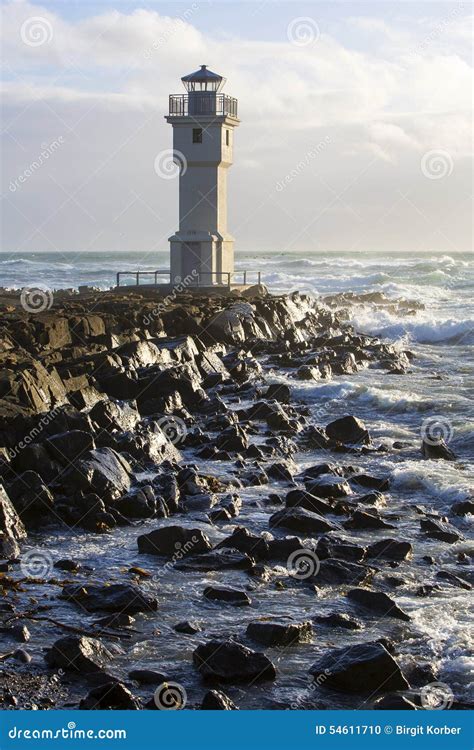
1,0,472,256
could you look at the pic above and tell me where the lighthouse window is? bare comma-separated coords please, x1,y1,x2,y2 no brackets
192,128,203,143
225,129,230,146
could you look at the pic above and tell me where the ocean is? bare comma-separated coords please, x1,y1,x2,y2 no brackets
1,249,473,707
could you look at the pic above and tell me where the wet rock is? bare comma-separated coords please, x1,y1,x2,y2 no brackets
366,539,412,561
314,613,362,630
45,635,112,674
316,536,366,563
298,426,331,450
352,474,390,491
344,510,395,530
7,471,54,526
420,518,462,544
193,640,276,683
74,447,132,502
267,463,294,482
263,384,291,404
116,487,158,519
46,430,95,464
373,693,418,709
80,682,140,710
305,477,352,499
94,613,135,628
54,559,82,572
174,620,202,634
285,490,334,516
61,583,158,614
216,426,249,453
421,439,456,461
13,649,32,663
216,527,269,560
0,484,26,558
203,586,251,606
309,642,409,693
267,536,303,560
201,689,238,710
314,558,373,586
452,499,474,516
436,570,471,590
137,526,212,556
347,588,410,621
269,508,337,534
246,620,312,646
129,669,167,685
175,548,255,572
326,416,370,446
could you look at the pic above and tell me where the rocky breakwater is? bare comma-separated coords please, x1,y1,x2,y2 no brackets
0,287,468,710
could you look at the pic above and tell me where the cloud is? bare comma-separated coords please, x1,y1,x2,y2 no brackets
1,1,472,254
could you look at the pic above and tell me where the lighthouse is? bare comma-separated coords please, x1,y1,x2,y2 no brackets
166,66,240,286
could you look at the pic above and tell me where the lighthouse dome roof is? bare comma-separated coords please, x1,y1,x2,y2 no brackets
181,65,226,92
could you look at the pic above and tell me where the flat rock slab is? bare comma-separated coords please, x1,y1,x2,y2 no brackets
61,583,157,614
137,525,212,556
246,620,312,646
347,588,410,621
193,639,276,683
309,641,408,693
269,508,337,534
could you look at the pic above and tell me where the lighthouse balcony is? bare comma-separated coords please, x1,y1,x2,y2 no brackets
168,93,238,119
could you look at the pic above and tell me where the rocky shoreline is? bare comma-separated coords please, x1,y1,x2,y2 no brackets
0,288,471,711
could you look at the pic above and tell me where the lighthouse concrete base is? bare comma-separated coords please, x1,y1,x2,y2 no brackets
169,231,234,286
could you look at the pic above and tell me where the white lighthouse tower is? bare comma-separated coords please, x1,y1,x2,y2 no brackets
166,65,240,286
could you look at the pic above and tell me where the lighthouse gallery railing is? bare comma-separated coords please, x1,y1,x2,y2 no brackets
168,94,238,118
